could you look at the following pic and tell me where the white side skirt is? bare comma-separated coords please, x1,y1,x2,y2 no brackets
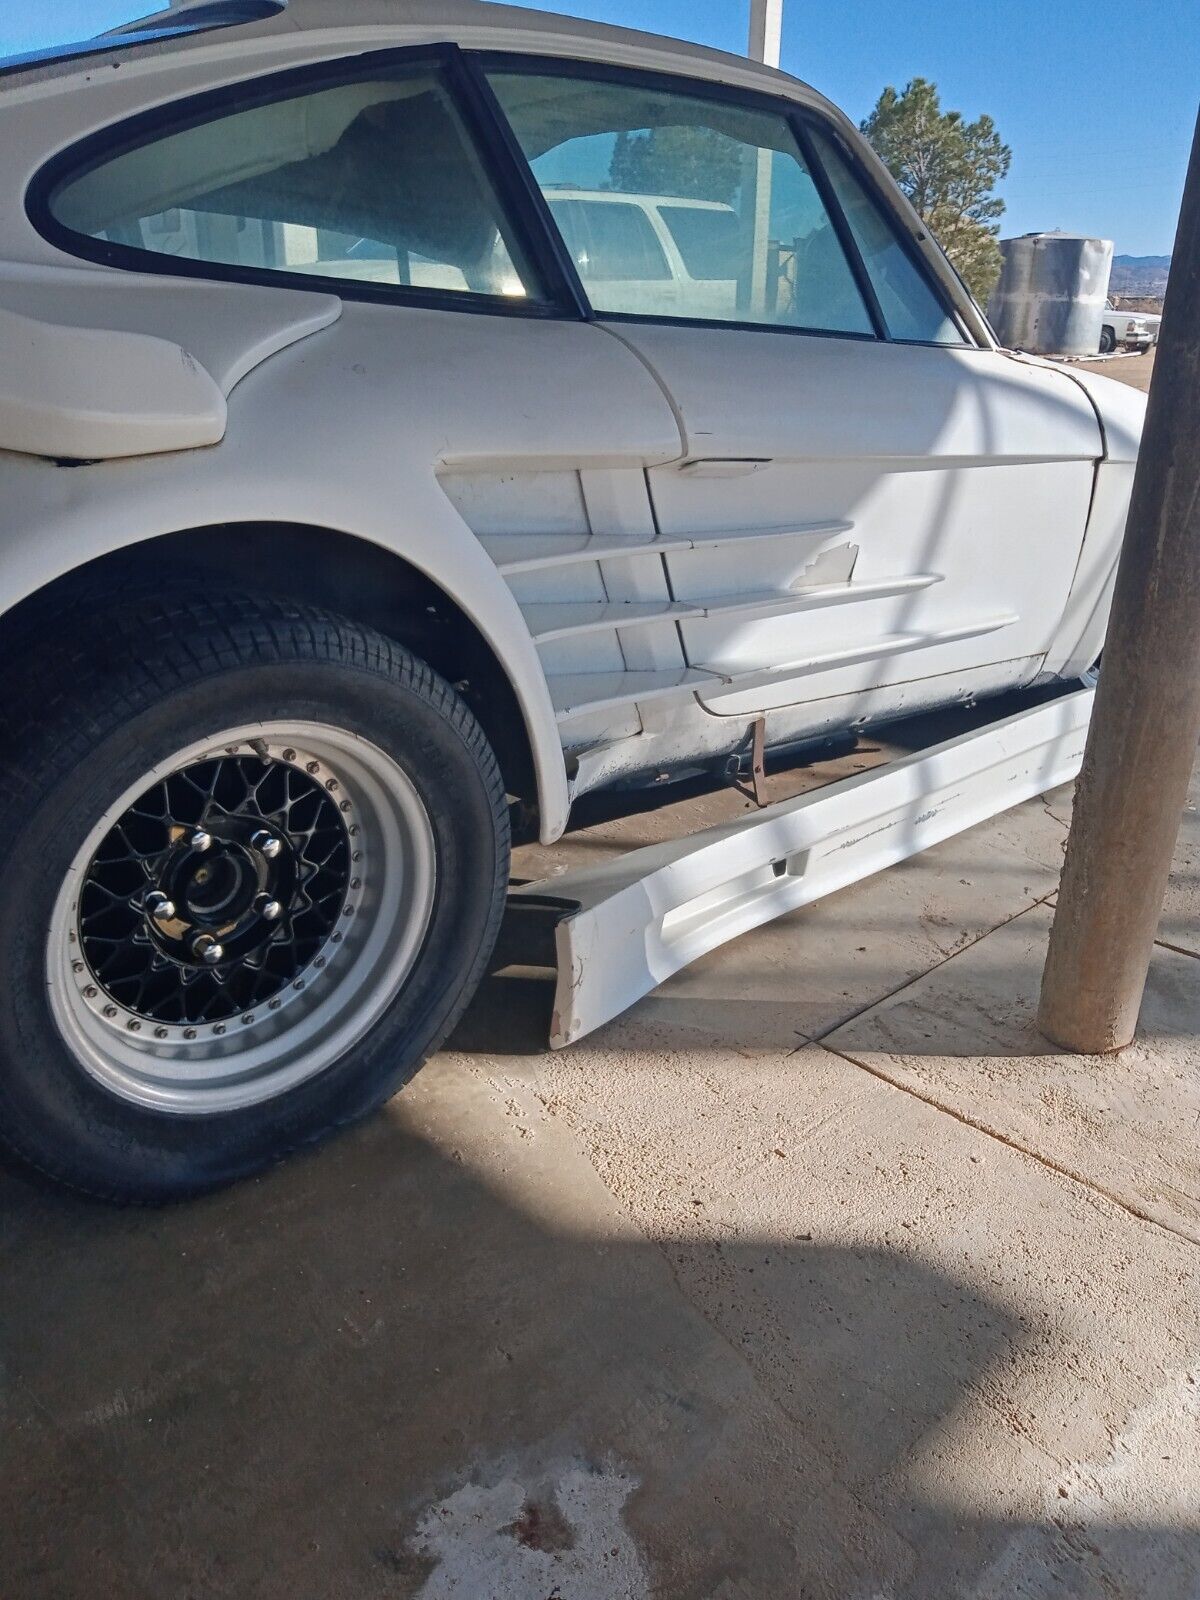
512,688,1093,1047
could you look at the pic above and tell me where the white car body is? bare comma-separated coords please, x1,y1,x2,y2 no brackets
0,0,1144,847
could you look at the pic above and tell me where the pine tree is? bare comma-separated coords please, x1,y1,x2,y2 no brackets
861,78,1011,303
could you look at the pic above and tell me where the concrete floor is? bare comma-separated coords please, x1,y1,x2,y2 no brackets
3,700,1198,1599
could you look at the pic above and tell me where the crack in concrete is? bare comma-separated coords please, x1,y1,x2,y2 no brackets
820,1041,1200,1252
797,894,1058,1052
1152,934,1200,962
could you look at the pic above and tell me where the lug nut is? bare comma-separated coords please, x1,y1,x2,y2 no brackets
251,830,282,859
144,890,176,921
191,933,224,966
190,829,213,853
254,894,283,921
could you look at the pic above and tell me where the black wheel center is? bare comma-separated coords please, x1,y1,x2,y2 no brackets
181,849,253,923
77,752,351,1025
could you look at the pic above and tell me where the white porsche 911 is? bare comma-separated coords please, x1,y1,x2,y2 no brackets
0,0,1142,1198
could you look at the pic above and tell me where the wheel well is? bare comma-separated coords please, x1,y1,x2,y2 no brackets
0,522,539,816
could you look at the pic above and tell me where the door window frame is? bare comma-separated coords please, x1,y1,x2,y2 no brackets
27,41,977,347
470,50,977,348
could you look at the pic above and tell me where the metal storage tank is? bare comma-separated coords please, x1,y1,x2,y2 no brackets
987,232,1114,355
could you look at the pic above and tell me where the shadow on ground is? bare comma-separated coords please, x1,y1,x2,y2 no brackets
2,1092,1195,1599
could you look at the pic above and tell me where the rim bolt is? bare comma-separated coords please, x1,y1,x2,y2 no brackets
352,851,363,862
191,933,224,965
325,778,338,791
342,905,354,917
340,800,352,813
126,1020,141,1032
190,829,213,853
83,985,98,999
241,1013,255,1026
348,825,359,838
144,890,176,921
183,1027,197,1040
72,959,85,974
306,761,320,775
254,894,283,921
350,877,361,891
268,998,282,1011
251,830,282,860
331,932,342,944
282,748,296,762
314,956,326,969
213,1023,226,1036
293,978,305,991
154,1026,169,1039
102,1004,117,1018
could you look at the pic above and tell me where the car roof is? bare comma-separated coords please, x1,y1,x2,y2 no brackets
6,0,824,108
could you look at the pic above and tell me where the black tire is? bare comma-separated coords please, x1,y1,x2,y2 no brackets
0,588,509,1201
1099,326,1116,355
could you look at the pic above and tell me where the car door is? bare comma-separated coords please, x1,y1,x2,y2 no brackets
487,60,1103,724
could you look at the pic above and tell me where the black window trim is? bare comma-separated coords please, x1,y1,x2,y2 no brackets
26,39,976,347
25,43,586,323
473,48,978,350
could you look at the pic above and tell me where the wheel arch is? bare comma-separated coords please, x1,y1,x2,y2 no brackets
0,520,565,840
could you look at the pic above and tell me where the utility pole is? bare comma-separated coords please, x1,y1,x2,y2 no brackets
748,0,783,66
746,0,783,314
1038,107,1200,1053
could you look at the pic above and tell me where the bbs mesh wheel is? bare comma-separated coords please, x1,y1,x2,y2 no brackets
0,589,510,1200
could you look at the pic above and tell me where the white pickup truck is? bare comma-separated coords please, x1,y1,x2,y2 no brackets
1100,300,1162,353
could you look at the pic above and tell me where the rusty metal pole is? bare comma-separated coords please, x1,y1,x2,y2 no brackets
1038,107,1200,1053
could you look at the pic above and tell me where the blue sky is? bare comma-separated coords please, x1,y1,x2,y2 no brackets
2,0,1194,254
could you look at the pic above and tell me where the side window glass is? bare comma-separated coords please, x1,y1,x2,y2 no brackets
45,65,545,301
488,69,874,334
809,130,967,345
547,198,672,283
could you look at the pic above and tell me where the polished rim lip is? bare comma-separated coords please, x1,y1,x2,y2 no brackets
47,721,437,1115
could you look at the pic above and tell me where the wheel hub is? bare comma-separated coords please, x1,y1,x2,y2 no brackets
147,816,297,965
75,748,353,1027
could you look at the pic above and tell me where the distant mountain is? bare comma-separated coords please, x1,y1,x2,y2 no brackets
1111,254,1171,294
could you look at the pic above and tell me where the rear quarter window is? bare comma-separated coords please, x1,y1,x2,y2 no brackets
38,60,546,303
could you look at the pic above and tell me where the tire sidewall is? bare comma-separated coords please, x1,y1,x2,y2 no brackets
0,658,506,1197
